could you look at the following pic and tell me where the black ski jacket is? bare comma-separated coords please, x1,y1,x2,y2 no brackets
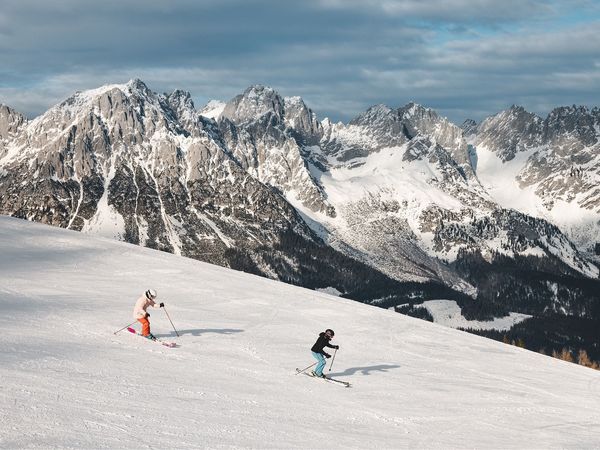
311,332,336,356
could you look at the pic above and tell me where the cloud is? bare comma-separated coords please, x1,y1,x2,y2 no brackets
314,0,555,23
0,1,599,124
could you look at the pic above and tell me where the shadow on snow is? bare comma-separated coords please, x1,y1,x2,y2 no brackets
328,364,401,377
158,328,244,338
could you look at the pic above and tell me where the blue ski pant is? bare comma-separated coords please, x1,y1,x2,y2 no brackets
312,351,326,375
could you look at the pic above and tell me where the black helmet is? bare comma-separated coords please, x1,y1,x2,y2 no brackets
325,328,335,337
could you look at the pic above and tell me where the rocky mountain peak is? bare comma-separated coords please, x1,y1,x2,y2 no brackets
473,105,543,161
395,102,469,168
507,104,527,114
398,101,435,119
165,89,198,131
0,104,27,139
221,84,285,125
125,78,152,97
461,119,478,136
349,104,395,127
45,79,161,125
544,105,599,146
166,89,195,110
283,96,322,144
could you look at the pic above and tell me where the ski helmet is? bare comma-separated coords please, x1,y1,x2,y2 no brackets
325,328,335,337
146,289,157,300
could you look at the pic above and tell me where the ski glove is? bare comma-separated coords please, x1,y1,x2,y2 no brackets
333,345,339,349
145,313,150,318
159,302,164,308
324,353,331,359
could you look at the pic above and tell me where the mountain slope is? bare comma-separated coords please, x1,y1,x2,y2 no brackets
2,216,600,448
468,105,600,260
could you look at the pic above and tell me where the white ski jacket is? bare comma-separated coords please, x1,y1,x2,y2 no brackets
133,295,160,319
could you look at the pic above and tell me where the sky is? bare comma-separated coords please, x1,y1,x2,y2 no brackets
0,0,599,124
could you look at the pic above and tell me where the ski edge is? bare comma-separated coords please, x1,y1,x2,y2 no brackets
295,368,351,387
126,327,178,348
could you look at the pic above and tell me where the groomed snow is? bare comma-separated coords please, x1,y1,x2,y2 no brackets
2,216,600,448
419,300,532,332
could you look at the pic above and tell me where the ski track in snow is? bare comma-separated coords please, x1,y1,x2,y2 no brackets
1,216,600,448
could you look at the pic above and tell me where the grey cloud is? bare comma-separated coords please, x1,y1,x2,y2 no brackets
315,0,555,23
0,0,599,125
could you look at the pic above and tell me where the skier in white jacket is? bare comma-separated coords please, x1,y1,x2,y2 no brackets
133,289,164,339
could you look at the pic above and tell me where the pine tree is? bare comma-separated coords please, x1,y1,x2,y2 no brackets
578,349,592,367
555,348,574,363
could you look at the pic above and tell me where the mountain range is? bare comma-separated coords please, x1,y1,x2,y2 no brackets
1,79,599,358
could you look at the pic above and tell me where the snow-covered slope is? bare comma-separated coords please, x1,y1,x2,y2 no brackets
199,100,226,120
468,105,600,260
2,216,600,448
419,300,531,331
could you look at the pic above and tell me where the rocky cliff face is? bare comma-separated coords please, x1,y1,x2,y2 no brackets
0,105,27,161
0,81,321,274
219,85,333,216
470,106,543,162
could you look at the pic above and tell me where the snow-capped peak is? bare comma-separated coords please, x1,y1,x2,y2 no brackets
199,100,226,120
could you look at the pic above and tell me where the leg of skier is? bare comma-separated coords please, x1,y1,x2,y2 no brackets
138,316,150,336
312,351,326,377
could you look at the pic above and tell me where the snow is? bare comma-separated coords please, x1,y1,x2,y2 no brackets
474,144,541,213
475,143,600,261
80,155,125,240
419,300,532,332
315,144,464,218
66,176,84,230
315,287,342,296
2,216,600,448
192,207,233,248
199,100,226,120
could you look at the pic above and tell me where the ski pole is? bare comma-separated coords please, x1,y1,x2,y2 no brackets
163,306,180,337
113,321,138,335
295,362,317,375
329,348,338,372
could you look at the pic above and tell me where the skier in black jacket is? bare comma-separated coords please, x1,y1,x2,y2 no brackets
311,329,339,377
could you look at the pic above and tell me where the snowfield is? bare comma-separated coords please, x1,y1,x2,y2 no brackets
1,216,600,449
419,300,532,332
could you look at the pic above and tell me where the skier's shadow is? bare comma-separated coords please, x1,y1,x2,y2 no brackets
328,364,401,377
160,328,244,338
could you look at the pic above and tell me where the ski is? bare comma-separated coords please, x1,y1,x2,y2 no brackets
127,327,178,348
295,368,351,387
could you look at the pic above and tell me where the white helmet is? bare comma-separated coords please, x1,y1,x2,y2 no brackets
145,289,157,300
